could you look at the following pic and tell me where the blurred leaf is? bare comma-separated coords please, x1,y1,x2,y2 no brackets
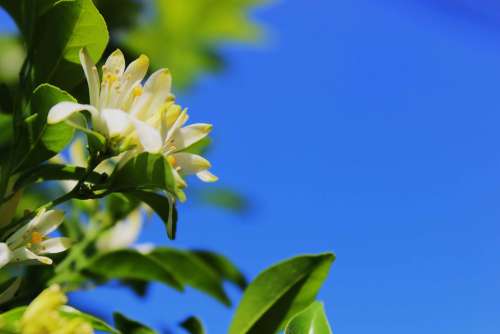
149,247,232,306
180,316,206,334
229,253,335,334
94,0,142,32
284,301,333,334
113,312,156,334
0,306,24,332
127,190,177,240
106,193,140,221
32,0,109,89
0,113,13,149
124,0,267,88
192,250,247,289
0,305,119,333
85,249,183,291
0,35,24,84
197,187,248,212
60,306,120,334
14,84,76,172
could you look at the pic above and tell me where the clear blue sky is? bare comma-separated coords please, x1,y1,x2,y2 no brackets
2,0,500,333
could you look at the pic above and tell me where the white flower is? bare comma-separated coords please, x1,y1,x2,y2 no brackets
48,48,217,191
0,209,71,269
96,210,142,252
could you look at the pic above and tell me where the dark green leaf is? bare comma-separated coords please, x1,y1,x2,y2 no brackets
197,187,248,212
192,250,247,289
229,253,335,334
180,316,206,334
33,0,109,89
127,190,177,240
15,164,105,190
85,249,183,291
113,312,156,334
284,301,333,334
14,84,76,172
149,247,231,306
110,152,176,194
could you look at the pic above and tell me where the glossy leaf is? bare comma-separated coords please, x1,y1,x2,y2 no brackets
127,190,177,240
110,153,176,194
229,253,335,334
14,84,76,172
33,0,109,88
113,312,156,334
149,247,231,306
85,249,183,291
285,301,333,334
180,316,206,334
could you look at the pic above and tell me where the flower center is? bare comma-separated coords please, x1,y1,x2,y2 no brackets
31,231,44,244
133,86,143,97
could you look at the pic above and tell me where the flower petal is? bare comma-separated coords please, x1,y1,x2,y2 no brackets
196,170,218,182
32,210,65,236
172,123,212,151
10,247,52,265
48,102,97,124
0,243,12,269
96,210,142,252
34,237,72,254
79,48,100,107
117,55,150,109
102,49,125,77
132,119,163,153
171,152,211,175
101,108,132,137
131,69,172,120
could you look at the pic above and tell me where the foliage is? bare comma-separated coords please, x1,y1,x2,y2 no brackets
0,0,335,333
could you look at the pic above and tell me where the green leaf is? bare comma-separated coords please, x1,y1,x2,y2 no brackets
33,0,109,88
127,190,177,240
197,187,248,212
229,253,335,334
180,316,206,334
149,247,231,306
0,35,24,84
109,152,176,194
192,250,247,289
124,0,267,88
0,113,13,149
85,249,183,291
14,84,76,172
59,306,119,334
15,163,105,190
0,306,24,333
113,312,156,334
285,301,333,334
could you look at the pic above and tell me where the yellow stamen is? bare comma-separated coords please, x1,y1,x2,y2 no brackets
133,85,143,97
167,155,176,166
105,73,117,84
31,231,44,244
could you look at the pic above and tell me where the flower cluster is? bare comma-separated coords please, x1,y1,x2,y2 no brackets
48,49,217,190
0,209,70,270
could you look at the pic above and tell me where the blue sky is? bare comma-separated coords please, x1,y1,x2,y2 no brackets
2,0,500,333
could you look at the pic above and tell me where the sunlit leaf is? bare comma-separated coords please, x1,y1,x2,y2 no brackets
14,84,76,172
229,253,335,334
192,250,247,289
284,301,333,334
32,0,109,89
124,0,267,88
